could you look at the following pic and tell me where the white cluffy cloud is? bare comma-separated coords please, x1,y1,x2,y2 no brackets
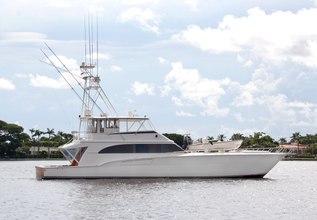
232,68,282,107
0,78,15,90
173,7,317,68
158,56,167,64
29,55,81,89
28,74,68,89
131,81,155,95
176,110,196,117
110,66,122,72
164,62,230,117
118,7,160,34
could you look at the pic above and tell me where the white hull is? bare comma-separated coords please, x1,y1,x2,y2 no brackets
36,152,285,179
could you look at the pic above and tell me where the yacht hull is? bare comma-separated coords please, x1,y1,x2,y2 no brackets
36,152,285,179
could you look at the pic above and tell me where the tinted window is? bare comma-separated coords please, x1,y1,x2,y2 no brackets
161,144,183,152
99,144,183,153
99,144,134,153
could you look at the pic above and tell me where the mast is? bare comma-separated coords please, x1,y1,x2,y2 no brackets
42,14,118,138
78,14,118,137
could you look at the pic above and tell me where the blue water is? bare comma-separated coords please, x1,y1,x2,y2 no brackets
0,160,316,219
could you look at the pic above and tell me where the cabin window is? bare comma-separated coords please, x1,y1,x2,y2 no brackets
105,119,118,129
75,146,88,162
98,144,183,153
99,144,134,153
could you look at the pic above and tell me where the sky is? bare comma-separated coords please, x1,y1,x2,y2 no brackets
1,0,317,141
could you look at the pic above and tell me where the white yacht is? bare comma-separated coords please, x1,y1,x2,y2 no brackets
35,30,286,179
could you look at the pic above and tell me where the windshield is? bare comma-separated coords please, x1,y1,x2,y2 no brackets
60,147,87,165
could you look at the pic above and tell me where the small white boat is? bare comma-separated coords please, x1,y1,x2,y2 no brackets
188,139,243,152
35,26,286,179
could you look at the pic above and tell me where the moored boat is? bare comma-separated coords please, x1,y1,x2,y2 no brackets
35,23,286,179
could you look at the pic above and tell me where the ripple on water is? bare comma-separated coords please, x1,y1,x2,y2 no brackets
0,160,317,219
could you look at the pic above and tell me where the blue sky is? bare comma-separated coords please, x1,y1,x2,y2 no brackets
1,0,317,141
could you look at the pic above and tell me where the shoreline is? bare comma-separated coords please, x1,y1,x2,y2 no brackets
0,158,66,161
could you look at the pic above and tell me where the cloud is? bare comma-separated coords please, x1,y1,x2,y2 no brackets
110,66,122,72
171,96,184,106
28,74,68,89
45,55,80,74
176,110,196,117
184,0,199,11
122,0,159,5
48,0,72,8
232,68,282,107
30,55,82,89
173,7,317,68
87,52,110,60
258,94,317,129
158,56,167,64
118,7,160,34
131,81,155,95
0,78,15,90
164,62,230,117
0,32,47,44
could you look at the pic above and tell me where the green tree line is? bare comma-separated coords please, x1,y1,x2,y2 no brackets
2,119,317,158
0,119,72,159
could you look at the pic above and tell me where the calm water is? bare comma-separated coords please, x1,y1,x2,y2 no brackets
1,160,317,220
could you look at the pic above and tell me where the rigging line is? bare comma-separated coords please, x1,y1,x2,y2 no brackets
39,60,83,80
41,49,87,108
99,87,118,115
43,43,105,114
44,42,84,89
90,88,114,115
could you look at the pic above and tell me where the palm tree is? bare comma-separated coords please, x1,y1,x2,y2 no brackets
207,136,214,141
34,129,44,155
279,137,287,146
230,133,244,141
46,128,55,139
29,128,35,141
291,132,301,154
46,128,55,158
217,134,226,142
290,132,301,143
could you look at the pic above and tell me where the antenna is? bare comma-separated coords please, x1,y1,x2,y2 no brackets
96,11,99,76
91,13,94,72
41,13,118,120
84,16,87,65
